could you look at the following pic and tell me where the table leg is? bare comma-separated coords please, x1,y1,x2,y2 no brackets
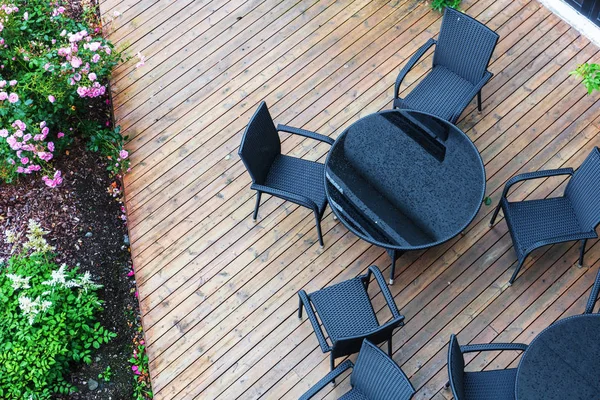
386,249,405,285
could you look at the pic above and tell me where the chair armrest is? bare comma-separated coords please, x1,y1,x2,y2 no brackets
394,38,436,99
298,290,332,353
585,267,600,314
367,266,403,320
251,183,319,214
500,168,574,201
460,342,528,353
277,124,334,145
449,71,493,123
299,359,354,400
524,231,598,256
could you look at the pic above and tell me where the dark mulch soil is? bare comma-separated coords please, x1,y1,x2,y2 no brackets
0,139,139,399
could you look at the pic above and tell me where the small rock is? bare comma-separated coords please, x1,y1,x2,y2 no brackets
88,379,98,391
85,232,93,238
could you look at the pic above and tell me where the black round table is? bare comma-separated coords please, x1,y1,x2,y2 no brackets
516,314,600,400
324,109,485,284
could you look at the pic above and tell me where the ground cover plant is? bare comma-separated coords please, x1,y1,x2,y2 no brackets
0,220,113,399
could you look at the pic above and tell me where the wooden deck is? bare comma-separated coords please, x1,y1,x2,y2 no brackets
99,0,600,398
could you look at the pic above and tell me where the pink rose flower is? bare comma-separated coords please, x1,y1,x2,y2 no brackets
9,80,16,86
88,72,97,81
70,57,82,68
48,95,55,103
48,142,55,152
57,132,64,138
0,129,7,137
8,93,18,103
119,149,129,159
0,92,7,101
42,127,49,135
20,157,29,164
91,54,101,63
42,170,62,187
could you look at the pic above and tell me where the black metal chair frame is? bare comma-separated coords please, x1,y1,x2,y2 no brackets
446,334,528,399
299,339,415,400
238,101,334,247
489,147,600,285
393,8,499,123
298,266,405,372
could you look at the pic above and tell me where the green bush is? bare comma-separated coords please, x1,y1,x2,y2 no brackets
571,63,600,94
0,220,115,399
0,0,129,185
430,0,461,12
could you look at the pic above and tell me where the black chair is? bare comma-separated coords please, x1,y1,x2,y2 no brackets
585,267,600,314
298,266,405,372
300,339,415,400
446,334,528,400
393,8,499,123
490,147,600,285
238,101,334,247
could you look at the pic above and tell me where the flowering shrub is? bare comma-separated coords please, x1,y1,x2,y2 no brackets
0,0,129,185
0,220,115,398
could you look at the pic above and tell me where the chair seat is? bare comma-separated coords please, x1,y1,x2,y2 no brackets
397,66,475,121
264,154,327,215
503,197,583,259
338,389,369,400
309,278,379,343
464,368,517,400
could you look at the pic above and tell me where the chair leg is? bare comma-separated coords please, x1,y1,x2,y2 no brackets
298,295,303,319
330,353,336,385
444,381,450,389
579,239,588,268
489,202,502,227
252,191,262,221
314,211,324,248
388,337,393,356
477,90,482,112
389,249,396,285
509,258,526,286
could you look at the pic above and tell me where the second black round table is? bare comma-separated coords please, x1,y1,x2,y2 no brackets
324,110,485,284
516,314,600,400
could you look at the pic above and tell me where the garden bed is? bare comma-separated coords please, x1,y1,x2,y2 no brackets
0,139,141,399
0,0,151,398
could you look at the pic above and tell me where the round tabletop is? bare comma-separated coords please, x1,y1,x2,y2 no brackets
516,314,600,400
324,109,485,251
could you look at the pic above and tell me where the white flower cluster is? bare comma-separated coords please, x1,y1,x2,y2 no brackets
6,273,30,290
18,295,52,325
42,264,102,292
4,229,18,244
22,219,55,254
